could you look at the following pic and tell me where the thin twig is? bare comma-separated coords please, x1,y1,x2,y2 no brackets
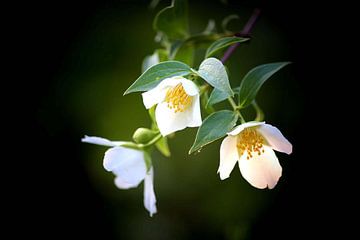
221,8,261,63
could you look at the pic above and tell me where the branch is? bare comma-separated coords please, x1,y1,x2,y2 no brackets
221,8,261,63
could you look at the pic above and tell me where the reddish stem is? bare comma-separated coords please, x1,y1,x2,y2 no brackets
221,8,261,63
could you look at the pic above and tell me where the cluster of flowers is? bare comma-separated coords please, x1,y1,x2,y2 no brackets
82,76,292,217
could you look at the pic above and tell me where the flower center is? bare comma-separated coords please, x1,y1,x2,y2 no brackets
165,83,193,113
237,128,265,159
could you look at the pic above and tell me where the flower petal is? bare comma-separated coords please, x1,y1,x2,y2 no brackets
238,146,282,189
141,77,183,109
228,122,265,136
143,167,157,217
114,175,140,189
104,147,146,186
257,124,292,154
179,78,199,96
218,136,239,180
81,135,125,147
142,87,166,109
155,102,193,136
187,94,202,127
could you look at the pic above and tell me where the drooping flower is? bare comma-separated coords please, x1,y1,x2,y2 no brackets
81,136,157,216
218,122,292,189
142,76,202,136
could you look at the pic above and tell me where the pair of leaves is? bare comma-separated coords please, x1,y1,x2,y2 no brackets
206,62,290,107
124,57,233,98
191,62,290,153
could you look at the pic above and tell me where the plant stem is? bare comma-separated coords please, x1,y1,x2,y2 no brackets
228,97,238,111
228,97,246,123
221,8,261,63
141,133,162,148
252,101,264,121
238,111,246,124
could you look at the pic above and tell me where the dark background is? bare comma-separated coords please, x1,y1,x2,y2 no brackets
11,0,337,239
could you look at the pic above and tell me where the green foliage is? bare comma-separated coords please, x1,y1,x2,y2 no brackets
124,61,192,94
207,87,240,107
200,89,215,114
205,37,249,58
189,110,238,154
156,49,169,62
238,62,291,108
153,0,189,40
197,58,234,97
155,137,171,157
171,40,194,66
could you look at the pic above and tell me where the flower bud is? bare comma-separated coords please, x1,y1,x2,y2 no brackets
132,128,158,144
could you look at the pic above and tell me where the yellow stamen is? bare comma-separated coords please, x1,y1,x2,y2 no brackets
237,128,265,159
165,83,193,113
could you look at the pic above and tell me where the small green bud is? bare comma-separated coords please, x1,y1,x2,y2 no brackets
132,128,158,144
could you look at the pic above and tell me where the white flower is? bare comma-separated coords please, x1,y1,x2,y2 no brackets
218,122,292,189
142,76,202,136
81,136,157,216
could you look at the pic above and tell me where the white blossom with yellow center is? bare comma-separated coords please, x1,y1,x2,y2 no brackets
81,136,157,216
142,76,202,136
218,122,292,189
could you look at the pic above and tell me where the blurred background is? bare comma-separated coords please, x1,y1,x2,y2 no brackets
21,0,325,239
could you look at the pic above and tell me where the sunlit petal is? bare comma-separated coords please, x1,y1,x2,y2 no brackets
218,136,239,180
155,102,193,136
238,146,282,189
143,167,157,217
81,135,125,147
141,77,184,109
228,122,265,136
104,147,147,186
179,78,199,96
257,124,292,154
187,94,202,127
114,175,140,189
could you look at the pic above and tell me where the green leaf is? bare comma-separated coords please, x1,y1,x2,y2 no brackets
153,0,189,40
200,90,215,114
238,62,291,108
155,137,171,157
174,42,194,66
205,37,249,58
207,87,240,107
124,61,192,95
169,40,194,66
189,110,238,154
197,58,234,97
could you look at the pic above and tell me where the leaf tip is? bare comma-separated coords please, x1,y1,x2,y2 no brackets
188,147,196,155
123,88,131,96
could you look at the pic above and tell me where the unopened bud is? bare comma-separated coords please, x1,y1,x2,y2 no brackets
132,128,158,144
